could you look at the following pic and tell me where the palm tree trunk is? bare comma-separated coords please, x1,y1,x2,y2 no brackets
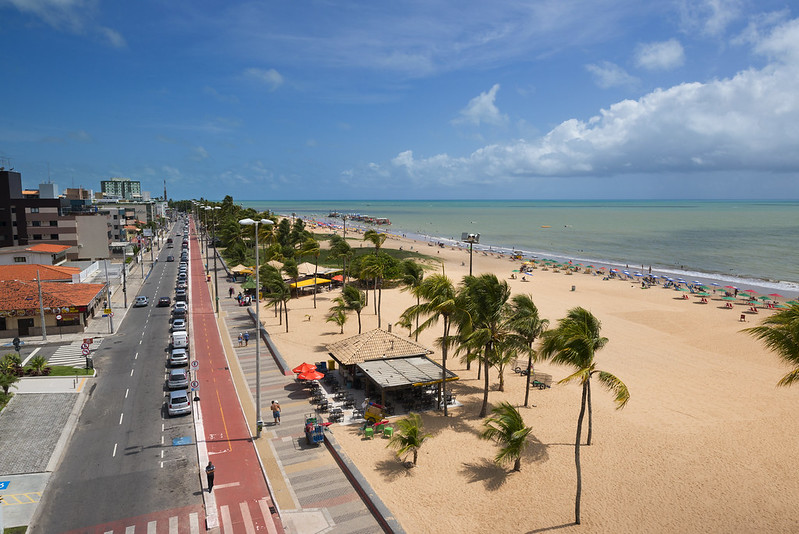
313,259,318,309
513,457,521,472
373,277,378,316
575,381,588,524
480,344,491,417
415,296,420,342
586,379,593,446
284,299,289,333
356,311,362,334
442,318,449,417
524,350,533,407
377,279,382,329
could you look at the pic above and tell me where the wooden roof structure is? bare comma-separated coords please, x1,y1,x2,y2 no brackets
326,328,433,366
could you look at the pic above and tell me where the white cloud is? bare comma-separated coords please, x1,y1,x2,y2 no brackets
99,26,126,48
192,146,209,161
585,61,638,89
453,84,508,126
677,0,742,36
635,40,685,70
244,68,284,91
381,18,799,188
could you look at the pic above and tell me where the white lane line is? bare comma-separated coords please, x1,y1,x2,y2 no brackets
119,413,124,425
130,369,135,377
125,388,129,399
139,339,142,345
135,352,139,360
160,461,163,468
162,423,165,431
112,443,117,457
161,449,164,458
240,502,256,534
161,435,164,445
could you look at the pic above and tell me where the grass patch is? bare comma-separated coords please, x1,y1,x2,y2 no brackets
46,366,94,376
0,392,13,412
5,526,28,534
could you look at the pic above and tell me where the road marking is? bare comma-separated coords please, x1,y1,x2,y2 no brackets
135,352,139,360
240,502,256,534
161,449,164,458
216,389,233,450
190,512,200,534
162,423,165,431
169,515,178,534
125,388,129,398
259,499,279,534
161,435,164,445
220,505,232,532
119,413,124,425
130,369,135,377
126,525,135,534
139,339,143,345
147,520,157,534
112,443,117,457
213,482,241,490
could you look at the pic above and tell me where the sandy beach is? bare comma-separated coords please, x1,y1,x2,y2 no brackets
255,230,799,533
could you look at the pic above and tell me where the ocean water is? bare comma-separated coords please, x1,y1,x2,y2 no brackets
240,200,799,293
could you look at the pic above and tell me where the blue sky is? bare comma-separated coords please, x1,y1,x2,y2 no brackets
2,0,799,200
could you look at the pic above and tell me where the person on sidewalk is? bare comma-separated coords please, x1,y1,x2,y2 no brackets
229,286,234,298
244,331,250,346
271,400,281,424
238,333,243,347
205,461,215,492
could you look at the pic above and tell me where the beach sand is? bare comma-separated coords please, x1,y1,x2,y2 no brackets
255,232,799,533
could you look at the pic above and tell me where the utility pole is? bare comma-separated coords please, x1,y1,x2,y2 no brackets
103,259,114,333
36,270,47,341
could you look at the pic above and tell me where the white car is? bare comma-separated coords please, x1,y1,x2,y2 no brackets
171,318,187,331
133,296,148,307
167,390,191,417
167,368,189,389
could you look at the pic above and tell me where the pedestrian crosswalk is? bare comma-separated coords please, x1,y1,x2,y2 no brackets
219,499,280,534
63,506,202,534
47,339,104,368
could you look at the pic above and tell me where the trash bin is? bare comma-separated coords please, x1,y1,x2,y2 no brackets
328,359,336,371
571,285,576,291
257,420,264,433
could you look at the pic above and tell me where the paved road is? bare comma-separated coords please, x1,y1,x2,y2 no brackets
31,223,203,533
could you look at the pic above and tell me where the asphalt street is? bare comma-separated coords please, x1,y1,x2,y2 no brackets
31,223,203,533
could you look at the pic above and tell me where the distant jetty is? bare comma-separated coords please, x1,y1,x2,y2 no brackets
328,212,390,225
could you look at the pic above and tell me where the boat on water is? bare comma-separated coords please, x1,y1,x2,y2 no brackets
328,212,390,225
541,225,551,228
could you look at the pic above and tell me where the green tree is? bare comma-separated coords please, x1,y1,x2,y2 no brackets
282,258,299,298
399,260,425,341
404,274,459,416
263,266,291,332
480,402,533,472
0,371,19,396
28,355,48,376
363,229,387,253
325,304,348,334
386,412,431,466
459,274,512,417
341,285,367,334
508,294,550,407
743,304,799,386
329,235,353,284
539,307,630,525
360,254,387,328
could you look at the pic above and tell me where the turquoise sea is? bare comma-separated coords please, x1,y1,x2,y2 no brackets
239,200,799,294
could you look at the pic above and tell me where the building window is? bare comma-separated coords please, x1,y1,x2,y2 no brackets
32,220,41,227
50,234,59,239
13,257,27,263
30,207,39,213
50,220,58,226
33,234,42,240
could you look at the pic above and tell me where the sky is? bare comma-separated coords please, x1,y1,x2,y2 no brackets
2,0,799,200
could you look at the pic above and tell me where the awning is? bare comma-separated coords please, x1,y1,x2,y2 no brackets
357,356,458,391
290,277,332,289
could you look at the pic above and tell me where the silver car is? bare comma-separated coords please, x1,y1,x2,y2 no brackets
171,318,187,331
167,390,191,417
167,368,189,389
169,348,188,367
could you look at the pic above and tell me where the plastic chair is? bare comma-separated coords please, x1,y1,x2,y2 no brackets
364,427,374,439
383,426,393,438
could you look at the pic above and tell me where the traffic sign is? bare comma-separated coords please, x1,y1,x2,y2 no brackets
0,480,9,490
56,314,62,320
82,348,90,356
190,380,199,390
83,338,94,345
104,308,112,314
81,343,89,350
190,360,199,370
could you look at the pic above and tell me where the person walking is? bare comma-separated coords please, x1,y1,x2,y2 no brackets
238,333,243,347
229,286,234,298
244,331,250,346
271,400,281,424
205,461,215,492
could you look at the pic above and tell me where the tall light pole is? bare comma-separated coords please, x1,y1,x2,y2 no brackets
462,233,480,277
36,270,47,341
103,259,114,333
239,217,274,438
207,206,221,313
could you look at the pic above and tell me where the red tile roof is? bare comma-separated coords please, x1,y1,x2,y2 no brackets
26,244,72,253
0,264,80,282
0,280,106,311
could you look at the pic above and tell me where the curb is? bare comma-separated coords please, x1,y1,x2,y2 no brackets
323,430,405,534
246,308,291,376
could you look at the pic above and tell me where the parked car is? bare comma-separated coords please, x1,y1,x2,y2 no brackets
167,390,191,417
177,273,187,283
175,282,188,291
171,318,187,331
167,368,189,389
175,289,188,302
173,301,188,315
133,296,148,307
157,296,171,307
169,347,189,366
170,331,188,349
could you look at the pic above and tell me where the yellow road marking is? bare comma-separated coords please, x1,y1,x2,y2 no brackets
0,492,41,505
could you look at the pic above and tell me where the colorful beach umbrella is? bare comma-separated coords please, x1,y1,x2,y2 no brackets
292,362,317,374
744,289,759,294
768,293,784,298
298,370,325,381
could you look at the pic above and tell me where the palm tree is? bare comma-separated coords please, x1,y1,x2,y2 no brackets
363,229,387,253
404,274,458,416
326,304,348,334
480,402,533,472
341,285,366,334
386,412,431,466
329,235,353,284
263,267,291,332
0,371,19,396
743,304,799,386
539,307,630,525
298,236,321,308
399,260,425,341
360,254,386,328
282,258,299,298
508,294,550,407
459,274,512,417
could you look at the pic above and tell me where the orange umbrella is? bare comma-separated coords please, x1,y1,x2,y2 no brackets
292,362,316,374
298,370,325,381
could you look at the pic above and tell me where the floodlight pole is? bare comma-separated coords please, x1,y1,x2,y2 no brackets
239,217,274,438
462,233,479,277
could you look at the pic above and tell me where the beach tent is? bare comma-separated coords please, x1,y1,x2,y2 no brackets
290,277,333,289
231,264,254,275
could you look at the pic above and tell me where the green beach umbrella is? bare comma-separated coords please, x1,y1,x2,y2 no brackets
787,301,798,306
722,296,737,301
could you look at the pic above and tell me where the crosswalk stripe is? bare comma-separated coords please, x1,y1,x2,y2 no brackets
189,512,200,534
48,340,104,368
169,515,178,534
221,504,232,533
125,526,135,534
147,520,157,534
258,499,279,534
240,501,256,534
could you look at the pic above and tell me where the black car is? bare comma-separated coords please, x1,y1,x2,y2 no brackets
166,255,175,262
158,296,171,307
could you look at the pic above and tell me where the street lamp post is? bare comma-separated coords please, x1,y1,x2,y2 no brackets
462,233,480,276
239,217,274,438
207,206,222,313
